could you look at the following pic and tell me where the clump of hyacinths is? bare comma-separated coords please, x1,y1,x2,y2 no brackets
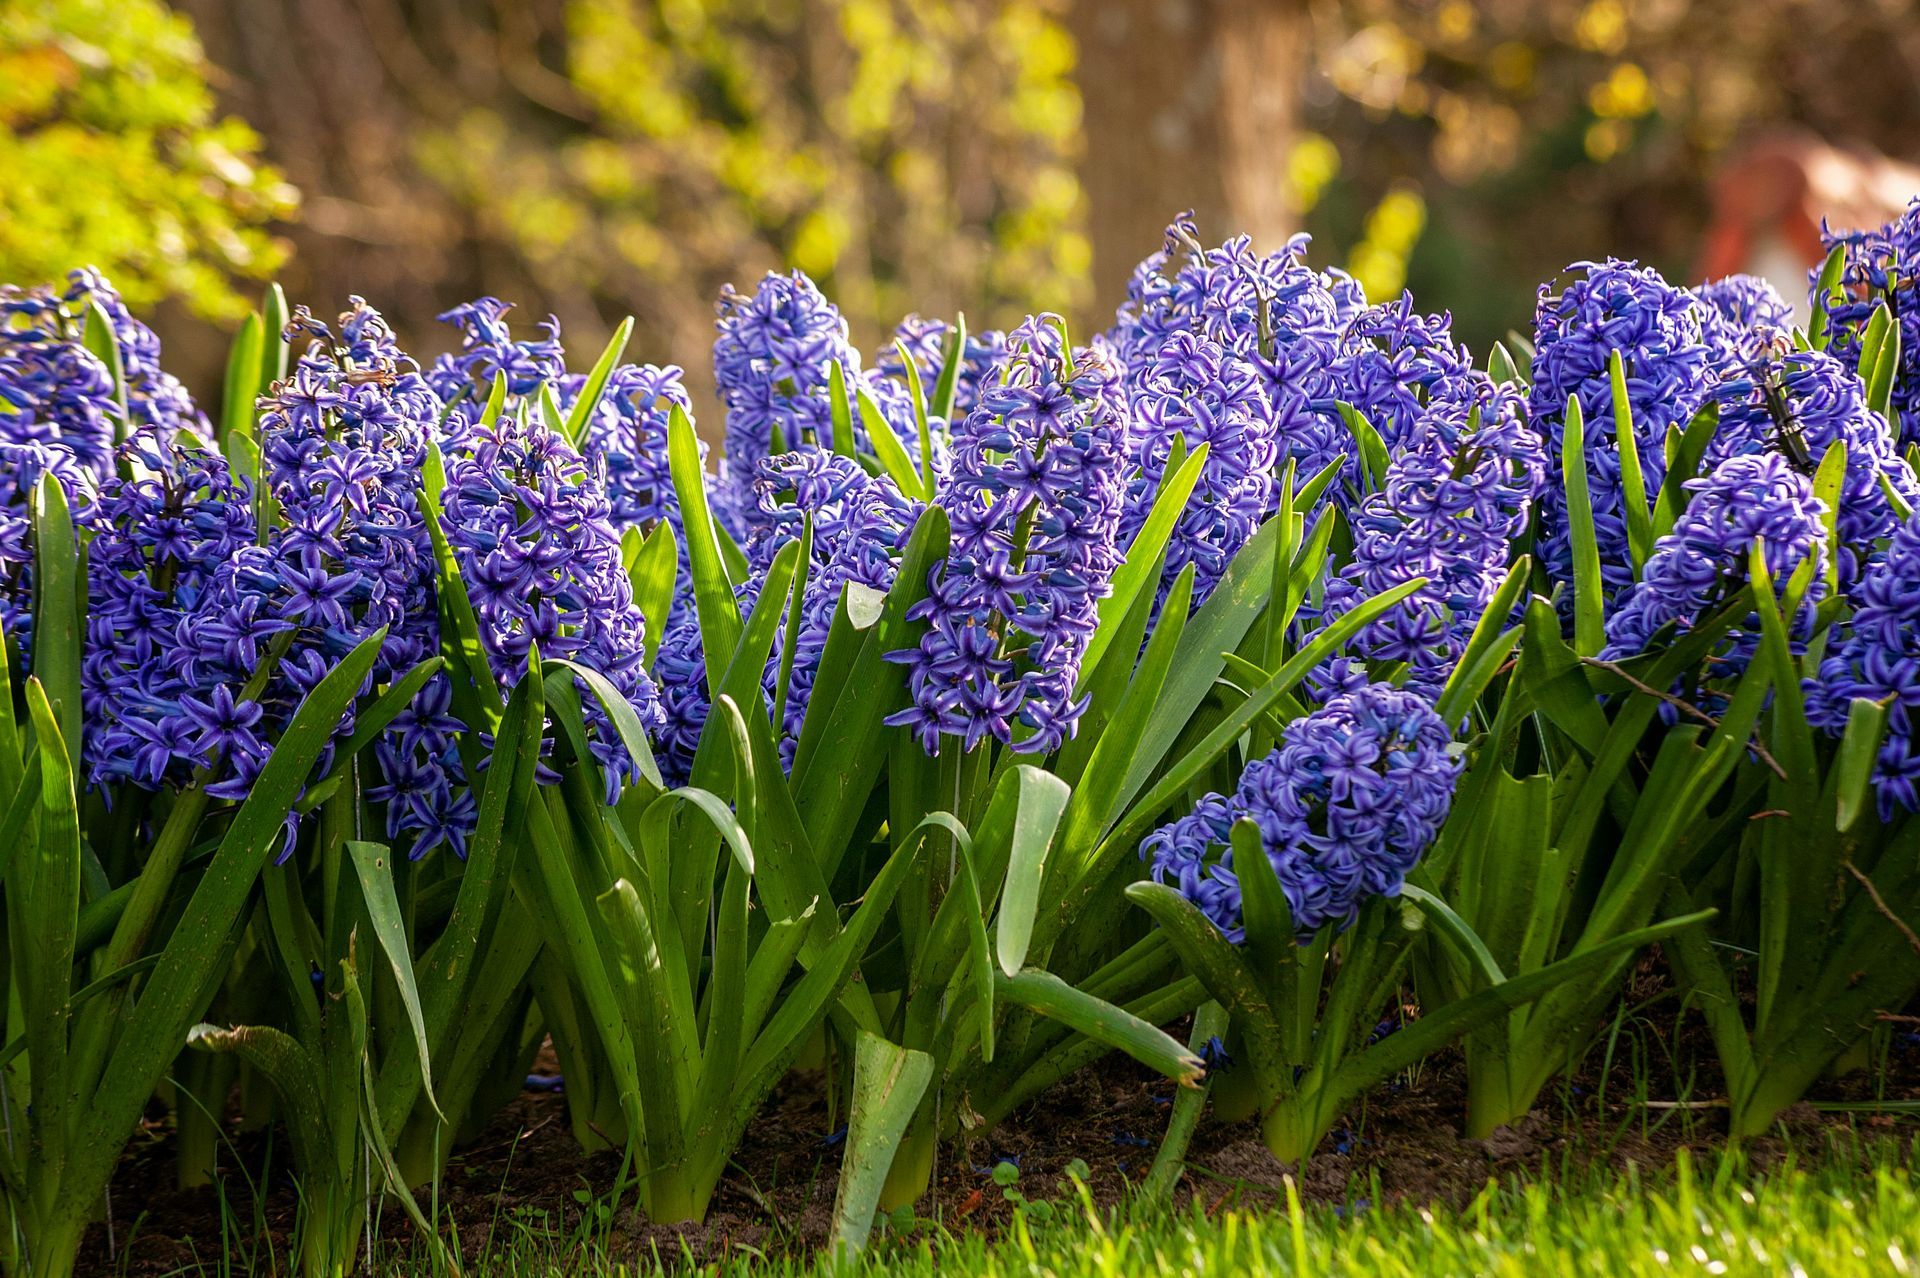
1695,274,1794,356
1128,681,1645,1165
888,315,1126,756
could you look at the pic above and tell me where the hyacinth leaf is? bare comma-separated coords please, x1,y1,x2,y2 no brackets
1433,557,1531,730
628,522,679,667
1124,882,1282,1074
854,381,928,501
892,334,939,498
1292,455,1346,513
562,315,635,445
1078,440,1209,689
830,1031,936,1254
220,312,265,441
1054,565,1195,863
82,298,130,430
548,657,665,790
259,282,291,390
1231,818,1299,1012
1869,307,1901,427
993,765,1072,978
1857,305,1894,420
1652,404,1721,541
1883,470,1917,522
1487,341,1523,387
67,629,388,1213
476,371,509,430
1832,698,1891,832
929,312,968,427
774,522,815,744
997,968,1204,1086
668,404,744,688
185,1023,329,1186
828,360,858,460
20,679,80,1144
538,382,569,440
422,443,506,731
1808,244,1848,351
1812,442,1848,595
1609,351,1653,570
692,540,796,790
30,474,82,772
1561,395,1605,655
1334,401,1390,494
346,839,443,1122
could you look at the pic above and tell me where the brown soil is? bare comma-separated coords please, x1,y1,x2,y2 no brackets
77,972,1920,1275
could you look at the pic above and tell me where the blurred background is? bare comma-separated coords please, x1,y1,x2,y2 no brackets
8,0,1920,422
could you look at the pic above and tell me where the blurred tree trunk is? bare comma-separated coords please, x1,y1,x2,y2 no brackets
1070,0,1306,313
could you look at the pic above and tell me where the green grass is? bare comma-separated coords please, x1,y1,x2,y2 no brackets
284,1142,1918,1277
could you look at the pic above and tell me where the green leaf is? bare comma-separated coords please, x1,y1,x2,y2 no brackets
83,299,130,429
1434,557,1530,730
347,840,442,1122
31,474,82,774
830,1033,936,1255
1833,697,1890,832
828,360,858,459
668,405,742,689
855,382,928,500
1808,244,1848,351
220,313,265,441
929,313,967,426
997,968,1204,1086
1868,305,1901,425
563,316,634,444
549,657,665,790
1334,401,1391,494
1609,351,1653,569
993,767,1072,978
628,523,680,668
1561,395,1605,655
19,680,81,1144
1652,404,1722,540
1078,443,1209,689
259,282,291,391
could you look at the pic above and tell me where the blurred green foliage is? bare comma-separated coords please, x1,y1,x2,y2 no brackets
0,0,295,320
411,0,1087,351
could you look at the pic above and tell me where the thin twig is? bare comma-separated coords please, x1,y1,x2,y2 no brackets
1580,657,1788,781
1844,860,1920,961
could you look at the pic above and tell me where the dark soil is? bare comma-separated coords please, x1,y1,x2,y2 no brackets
78,965,1920,1275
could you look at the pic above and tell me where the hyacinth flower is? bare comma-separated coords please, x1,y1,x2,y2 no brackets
1694,273,1794,357
1600,451,1829,710
1708,345,1920,583
1318,379,1545,697
0,441,92,661
1532,258,1725,612
1314,293,1482,504
1818,198,1920,446
712,271,920,536
577,359,698,535
440,410,665,799
1108,213,1353,505
426,295,567,434
886,314,1126,756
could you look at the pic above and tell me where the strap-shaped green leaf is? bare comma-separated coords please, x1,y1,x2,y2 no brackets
628,522,680,668
997,968,1203,1085
259,282,291,391
220,312,264,441
1561,395,1605,655
30,474,82,774
347,839,442,1121
1334,401,1390,494
830,1032,936,1254
1807,243,1848,350
1077,442,1209,690
1833,697,1891,832
854,381,927,500
993,766,1071,978
668,404,743,689
1609,351,1653,569
562,316,634,444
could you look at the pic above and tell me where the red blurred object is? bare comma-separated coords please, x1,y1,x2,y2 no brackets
1699,130,1920,292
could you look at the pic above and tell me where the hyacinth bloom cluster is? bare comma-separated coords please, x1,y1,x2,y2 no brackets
713,272,919,536
0,441,89,654
887,316,1126,755
1820,199,1920,446
577,360,697,534
1141,684,1457,941
427,296,566,433
1806,512,1920,818
1694,274,1794,357
442,413,664,798
1317,294,1479,468
880,314,1008,422
1710,347,1919,582
1600,453,1828,698
1320,381,1545,696
1117,329,1277,608
1531,259,1722,611
82,437,258,790
1108,215,1354,501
